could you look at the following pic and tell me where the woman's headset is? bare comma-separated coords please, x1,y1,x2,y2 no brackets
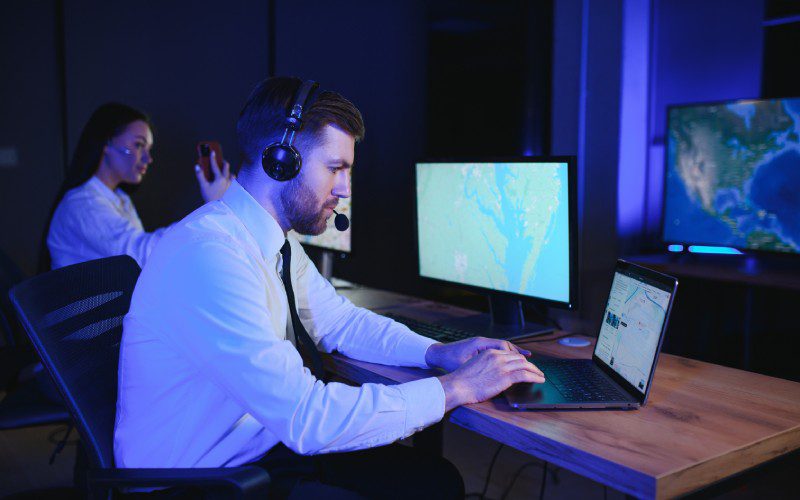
261,80,320,181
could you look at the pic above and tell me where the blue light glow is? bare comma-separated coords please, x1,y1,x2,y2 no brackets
667,244,684,252
687,246,743,255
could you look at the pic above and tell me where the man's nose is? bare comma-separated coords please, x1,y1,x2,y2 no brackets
333,171,351,198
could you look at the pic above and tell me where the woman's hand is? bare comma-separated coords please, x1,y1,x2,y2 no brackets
195,150,232,202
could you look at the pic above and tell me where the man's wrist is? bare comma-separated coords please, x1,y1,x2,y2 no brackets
424,342,445,369
437,372,466,412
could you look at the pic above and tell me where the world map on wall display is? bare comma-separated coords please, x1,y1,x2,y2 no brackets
663,98,800,254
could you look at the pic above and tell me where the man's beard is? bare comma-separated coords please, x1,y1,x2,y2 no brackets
280,176,334,235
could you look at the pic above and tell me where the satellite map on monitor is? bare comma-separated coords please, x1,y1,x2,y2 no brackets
663,97,800,253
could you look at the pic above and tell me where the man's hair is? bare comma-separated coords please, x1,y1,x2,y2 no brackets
237,76,365,168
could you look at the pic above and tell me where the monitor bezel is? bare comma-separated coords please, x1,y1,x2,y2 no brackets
413,156,579,310
591,259,678,406
661,96,800,256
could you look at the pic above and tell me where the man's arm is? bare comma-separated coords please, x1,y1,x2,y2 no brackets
152,238,444,455
291,239,435,368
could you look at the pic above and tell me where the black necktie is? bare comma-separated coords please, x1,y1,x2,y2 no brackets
280,240,325,380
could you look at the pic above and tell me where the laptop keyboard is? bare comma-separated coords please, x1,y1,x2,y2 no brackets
385,314,473,343
536,359,627,402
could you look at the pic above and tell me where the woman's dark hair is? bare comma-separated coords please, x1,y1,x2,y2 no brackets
63,103,151,193
38,103,151,272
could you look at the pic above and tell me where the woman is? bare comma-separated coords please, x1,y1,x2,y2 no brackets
45,102,231,270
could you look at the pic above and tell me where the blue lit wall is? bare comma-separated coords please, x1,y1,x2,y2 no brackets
644,0,764,242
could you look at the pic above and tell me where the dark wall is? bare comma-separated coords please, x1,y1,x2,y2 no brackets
643,0,764,238
63,0,270,230
273,0,430,295
0,0,64,276
550,0,624,334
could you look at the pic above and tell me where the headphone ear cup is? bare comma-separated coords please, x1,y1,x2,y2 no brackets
262,144,302,181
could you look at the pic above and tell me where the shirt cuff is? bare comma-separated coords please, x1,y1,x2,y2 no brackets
393,330,439,368
398,377,446,436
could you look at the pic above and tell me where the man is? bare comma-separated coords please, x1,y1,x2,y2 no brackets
115,77,545,498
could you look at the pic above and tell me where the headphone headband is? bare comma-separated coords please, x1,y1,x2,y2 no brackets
262,79,321,182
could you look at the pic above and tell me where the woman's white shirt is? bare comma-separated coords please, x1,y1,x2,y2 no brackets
47,176,168,269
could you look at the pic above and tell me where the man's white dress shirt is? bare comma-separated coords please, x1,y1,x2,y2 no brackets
114,180,446,468
47,176,168,269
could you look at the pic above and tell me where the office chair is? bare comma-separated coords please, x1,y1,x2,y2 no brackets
0,248,69,432
9,255,270,499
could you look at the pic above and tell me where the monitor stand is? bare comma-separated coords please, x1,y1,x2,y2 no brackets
319,250,334,281
438,295,554,341
317,251,356,289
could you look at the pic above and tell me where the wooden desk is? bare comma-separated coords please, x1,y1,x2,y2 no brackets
331,287,800,499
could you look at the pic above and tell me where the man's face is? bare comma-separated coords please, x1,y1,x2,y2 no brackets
280,124,354,235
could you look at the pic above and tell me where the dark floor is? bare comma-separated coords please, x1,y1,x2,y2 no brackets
1,413,796,499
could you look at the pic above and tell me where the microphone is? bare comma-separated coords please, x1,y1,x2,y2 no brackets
332,210,350,231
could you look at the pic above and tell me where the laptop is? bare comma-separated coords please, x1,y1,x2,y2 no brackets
504,259,678,410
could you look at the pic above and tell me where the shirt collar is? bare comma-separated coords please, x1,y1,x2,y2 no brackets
222,179,286,262
87,175,127,208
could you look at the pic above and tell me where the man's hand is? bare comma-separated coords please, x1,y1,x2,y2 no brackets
196,150,233,202
437,349,545,412
425,337,531,372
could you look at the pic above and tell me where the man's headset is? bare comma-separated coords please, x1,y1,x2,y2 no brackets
262,80,320,182
261,79,351,231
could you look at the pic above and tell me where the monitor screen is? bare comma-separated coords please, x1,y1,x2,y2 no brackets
415,159,576,306
594,267,673,394
291,196,352,253
663,97,800,254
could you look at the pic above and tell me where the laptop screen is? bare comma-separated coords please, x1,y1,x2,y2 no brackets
594,265,675,394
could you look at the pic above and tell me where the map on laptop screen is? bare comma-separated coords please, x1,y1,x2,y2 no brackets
594,271,672,394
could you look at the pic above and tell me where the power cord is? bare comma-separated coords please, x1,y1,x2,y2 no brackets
497,460,553,500
48,423,76,464
465,443,505,499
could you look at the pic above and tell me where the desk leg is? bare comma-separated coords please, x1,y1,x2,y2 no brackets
413,421,443,456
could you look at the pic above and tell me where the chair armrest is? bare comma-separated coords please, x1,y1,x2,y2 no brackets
87,466,270,499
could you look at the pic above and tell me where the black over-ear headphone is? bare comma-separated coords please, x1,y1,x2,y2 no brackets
262,80,320,181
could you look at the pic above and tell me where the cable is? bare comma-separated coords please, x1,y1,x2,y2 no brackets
498,460,547,500
539,462,548,499
465,443,505,499
48,424,75,465
47,424,79,445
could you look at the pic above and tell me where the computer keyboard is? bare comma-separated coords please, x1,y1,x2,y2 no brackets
385,313,474,343
536,359,627,401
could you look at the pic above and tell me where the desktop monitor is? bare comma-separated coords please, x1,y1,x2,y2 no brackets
663,97,800,255
415,157,578,337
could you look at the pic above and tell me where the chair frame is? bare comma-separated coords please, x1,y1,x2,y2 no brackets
10,256,269,499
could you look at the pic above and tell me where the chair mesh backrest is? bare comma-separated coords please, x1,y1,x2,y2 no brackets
9,256,140,468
